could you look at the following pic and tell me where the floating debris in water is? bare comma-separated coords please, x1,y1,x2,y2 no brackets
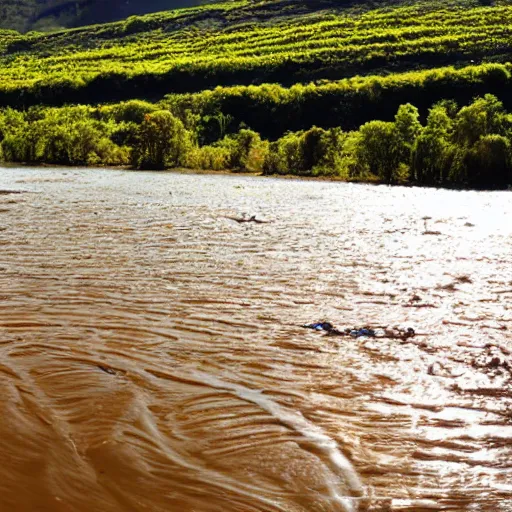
98,365,117,375
302,322,334,332
224,214,271,224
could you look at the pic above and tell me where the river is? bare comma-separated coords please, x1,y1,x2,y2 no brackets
0,167,511,512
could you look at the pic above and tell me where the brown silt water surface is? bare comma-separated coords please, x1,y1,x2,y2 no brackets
0,167,511,512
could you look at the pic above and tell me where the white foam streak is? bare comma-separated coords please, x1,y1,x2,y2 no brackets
194,371,365,512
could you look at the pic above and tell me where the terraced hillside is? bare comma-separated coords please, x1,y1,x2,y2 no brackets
1,0,511,104
1,0,512,189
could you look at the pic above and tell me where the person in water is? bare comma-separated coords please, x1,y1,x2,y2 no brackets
303,322,334,331
330,326,415,339
303,322,415,339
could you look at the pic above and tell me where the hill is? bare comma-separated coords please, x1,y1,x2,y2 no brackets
0,0,210,32
1,0,512,189
1,0,509,108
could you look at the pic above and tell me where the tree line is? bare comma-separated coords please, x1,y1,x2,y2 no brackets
1,63,511,143
1,93,511,189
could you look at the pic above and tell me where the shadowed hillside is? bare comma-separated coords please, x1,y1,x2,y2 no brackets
0,0,210,32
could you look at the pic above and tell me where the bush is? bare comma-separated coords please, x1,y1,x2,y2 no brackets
220,129,269,172
133,110,191,169
2,93,512,189
354,121,403,184
264,132,302,175
183,145,231,171
108,100,158,124
0,105,129,166
456,134,512,189
412,104,453,185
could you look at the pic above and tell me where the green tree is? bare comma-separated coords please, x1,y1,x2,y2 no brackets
263,131,302,175
453,94,506,147
449,95,510,187
1,121,41,163
412,105,453,186
355,121,404,184
110,100,157,124
460,135,512,189
312,127,347,177
395,104,422,146
300,127,327,172
133,110,190,170
225,129,269,172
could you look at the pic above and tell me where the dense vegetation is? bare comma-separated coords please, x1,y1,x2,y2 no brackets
1,94,511,189
1,0,512,189
1,0,512,106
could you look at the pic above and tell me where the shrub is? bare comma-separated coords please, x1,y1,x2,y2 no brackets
133,110,191,169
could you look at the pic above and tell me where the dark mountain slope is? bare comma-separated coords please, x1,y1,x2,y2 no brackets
0,0,210,32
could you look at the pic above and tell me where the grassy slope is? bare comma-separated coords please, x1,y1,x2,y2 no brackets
1,0,512,136
1,0,511,94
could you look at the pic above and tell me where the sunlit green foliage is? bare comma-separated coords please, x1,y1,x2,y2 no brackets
1,94,512,188
224,130,269,173
412,104,454,186
261,94,512,188
183,144,231,171
0,105,129,165
1,0,512,109
263,127,347,177
132,110,191,169
1,0,512,188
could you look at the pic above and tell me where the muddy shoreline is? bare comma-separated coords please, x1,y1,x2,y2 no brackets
4,163,510,191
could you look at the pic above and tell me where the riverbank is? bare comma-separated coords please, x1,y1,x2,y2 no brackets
2,93,512,190
5,163,512,193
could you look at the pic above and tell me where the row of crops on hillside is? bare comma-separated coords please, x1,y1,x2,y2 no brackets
0,0,510,106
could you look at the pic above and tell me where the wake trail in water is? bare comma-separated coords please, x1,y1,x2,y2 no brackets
193,370,365,512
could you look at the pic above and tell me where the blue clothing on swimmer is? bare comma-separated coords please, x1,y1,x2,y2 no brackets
303,322,334,332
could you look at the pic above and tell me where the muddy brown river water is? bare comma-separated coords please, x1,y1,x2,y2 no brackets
0,167,511,512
